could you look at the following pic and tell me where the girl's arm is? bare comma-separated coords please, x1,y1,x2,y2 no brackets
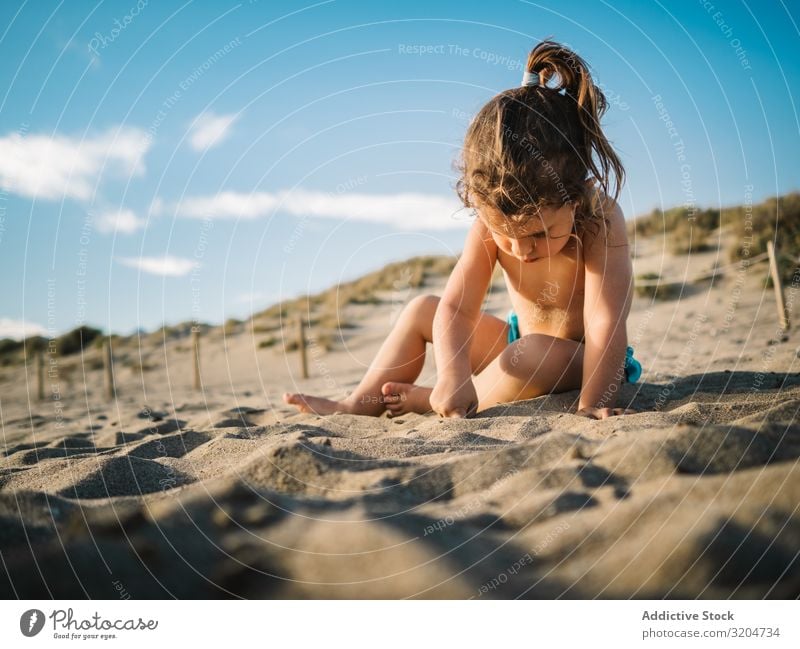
430,218,497,417
578,200,634,418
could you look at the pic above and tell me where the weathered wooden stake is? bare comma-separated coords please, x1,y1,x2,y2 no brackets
297,316,308,379
104,337,116,399
37,349,45,400
192,328,201,391
767,240,790,331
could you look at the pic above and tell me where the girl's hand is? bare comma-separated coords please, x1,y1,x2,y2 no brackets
577,406,637,420
430,377,478,418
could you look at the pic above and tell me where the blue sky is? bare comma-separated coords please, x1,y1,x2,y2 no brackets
0,0,797,338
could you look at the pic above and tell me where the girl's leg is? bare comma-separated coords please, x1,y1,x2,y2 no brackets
471,334,584,411
283,294,508,416
382,332,584,416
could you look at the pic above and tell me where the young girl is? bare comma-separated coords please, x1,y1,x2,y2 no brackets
284,40,640,420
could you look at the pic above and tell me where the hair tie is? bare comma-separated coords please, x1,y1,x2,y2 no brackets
521,70,539,86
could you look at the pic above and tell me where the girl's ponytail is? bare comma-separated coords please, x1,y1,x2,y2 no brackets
525,40,624,202
458,39,624,237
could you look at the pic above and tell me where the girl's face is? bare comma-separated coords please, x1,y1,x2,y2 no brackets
478,202,576,263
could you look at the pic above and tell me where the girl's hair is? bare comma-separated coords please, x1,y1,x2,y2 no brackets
456,40,624,236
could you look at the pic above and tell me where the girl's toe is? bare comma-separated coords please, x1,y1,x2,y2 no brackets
381,381,404,397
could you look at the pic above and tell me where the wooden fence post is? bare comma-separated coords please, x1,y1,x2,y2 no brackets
767,240,790,331
104,337,116,399
297,316,308,379
192,328,201,390
37,349,45,400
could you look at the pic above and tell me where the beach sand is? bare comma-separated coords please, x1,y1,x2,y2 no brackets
1,240,799,598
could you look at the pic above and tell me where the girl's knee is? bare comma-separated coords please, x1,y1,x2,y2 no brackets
396,294,439,341
498,334,581,377
498,334,546,376
405,294,440,318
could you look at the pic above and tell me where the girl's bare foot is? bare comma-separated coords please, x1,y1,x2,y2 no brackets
380,382,433,417
282,391,393,416
282,392,351,415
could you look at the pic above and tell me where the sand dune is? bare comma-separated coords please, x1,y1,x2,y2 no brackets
1,245,799,598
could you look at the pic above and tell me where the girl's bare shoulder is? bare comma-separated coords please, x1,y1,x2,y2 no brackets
580,187,628,253
465,217,499,258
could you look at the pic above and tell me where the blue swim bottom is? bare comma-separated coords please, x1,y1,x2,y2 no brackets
505,310,642,384
624,345,642,383
506,310,520,344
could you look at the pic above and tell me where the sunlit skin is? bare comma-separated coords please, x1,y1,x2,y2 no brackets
283,190,636,420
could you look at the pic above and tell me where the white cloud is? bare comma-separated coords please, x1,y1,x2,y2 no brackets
162,189,466,230
117,255,196,277
94,209,147,234
168,191,278,220
0,127,151,201
148,196,165,216
188,112,238,151
0,318,46,340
